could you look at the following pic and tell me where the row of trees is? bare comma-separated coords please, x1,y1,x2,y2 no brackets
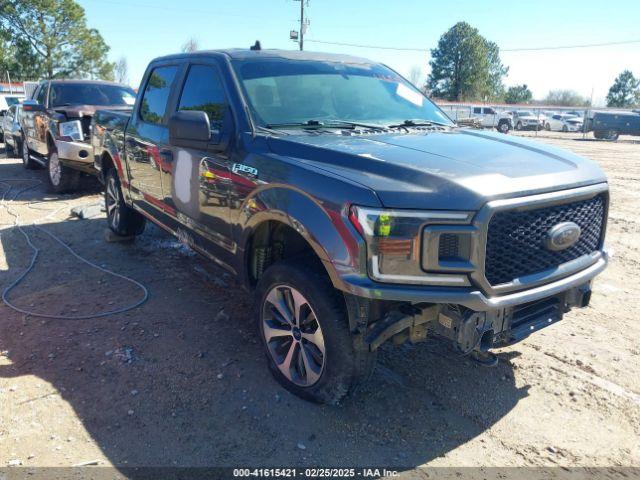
425,22,640,108
0,0,115,81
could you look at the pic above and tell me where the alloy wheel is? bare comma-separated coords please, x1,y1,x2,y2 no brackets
106,175,121,230
49,152,62,185
261,285,326,387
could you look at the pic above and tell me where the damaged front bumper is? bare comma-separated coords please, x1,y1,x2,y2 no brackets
55,139,97,175
363,281,594,354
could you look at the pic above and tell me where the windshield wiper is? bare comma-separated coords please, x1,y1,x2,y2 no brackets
265,120,326,129
265,119,385,131
387,119,452,129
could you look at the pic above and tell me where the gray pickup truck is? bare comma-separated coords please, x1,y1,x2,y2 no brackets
92,48,609,404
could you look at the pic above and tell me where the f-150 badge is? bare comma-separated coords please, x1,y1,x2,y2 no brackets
232,163,258,177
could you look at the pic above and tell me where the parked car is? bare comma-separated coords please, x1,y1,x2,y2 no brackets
20,79,136,192
508,110,544,131
545,113,583,132
586,110,640,141
469,106,512,133
92,48,609,404
0,93,24,142
1,103,24,157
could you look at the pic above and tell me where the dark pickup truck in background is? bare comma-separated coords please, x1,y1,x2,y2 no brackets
92,48,609,404
20,79,136,192
586,109,640,140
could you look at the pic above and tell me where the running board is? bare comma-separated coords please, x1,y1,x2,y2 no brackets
28,154,46,166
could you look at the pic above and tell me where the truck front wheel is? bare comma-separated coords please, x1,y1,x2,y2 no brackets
256,261,375,404
47,148,80,193
105,168,146,236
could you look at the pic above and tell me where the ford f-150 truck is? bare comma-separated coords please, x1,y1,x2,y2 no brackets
91,48,609,404
20,79,136,192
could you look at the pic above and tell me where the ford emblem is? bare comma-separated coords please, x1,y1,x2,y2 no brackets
544,222,581,251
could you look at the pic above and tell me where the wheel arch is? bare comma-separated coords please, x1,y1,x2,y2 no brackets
239,187,363,291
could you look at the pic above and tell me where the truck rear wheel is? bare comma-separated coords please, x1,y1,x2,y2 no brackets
497,120,510,134
256,261,375,404
47,149,80,193
21,134,38,170
105,168,146,236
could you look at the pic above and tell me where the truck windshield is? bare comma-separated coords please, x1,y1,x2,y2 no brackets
232,58,453,129
49,84,136,108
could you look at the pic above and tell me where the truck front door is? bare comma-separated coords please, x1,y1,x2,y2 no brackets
162,62,237,270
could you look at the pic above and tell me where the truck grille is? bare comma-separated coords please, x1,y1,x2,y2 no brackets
485,194,605,286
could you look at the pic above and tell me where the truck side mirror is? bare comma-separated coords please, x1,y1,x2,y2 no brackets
169,110,211,149
22,100,45,112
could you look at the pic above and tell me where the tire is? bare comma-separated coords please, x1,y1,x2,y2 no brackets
497,121,510,134
545,123,551,131
562,125,568,133
21,134,38,170
515,121,522,131
256,261,376,404
5,138,13,156
47,147,80,193
15,138,23,159
604,129,619,141
105,168,146,236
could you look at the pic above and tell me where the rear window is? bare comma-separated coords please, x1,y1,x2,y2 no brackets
139,66,179,125
4,96,22,107
49,84,135,108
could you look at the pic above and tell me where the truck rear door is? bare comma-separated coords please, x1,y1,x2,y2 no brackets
23,83,49,156
125,63,181,215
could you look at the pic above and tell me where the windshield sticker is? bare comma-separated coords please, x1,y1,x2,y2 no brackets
396,83,423,107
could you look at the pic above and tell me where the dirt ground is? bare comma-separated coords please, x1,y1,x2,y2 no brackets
0,130,639,477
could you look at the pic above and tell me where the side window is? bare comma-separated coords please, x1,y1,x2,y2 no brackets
484,108,495,115
553,115,561,120
178,64,228,131
139,66,179,125
473,107,481,114
36,84,47,106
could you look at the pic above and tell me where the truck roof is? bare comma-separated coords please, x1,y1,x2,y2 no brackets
42,79,130,87
152,48,376,65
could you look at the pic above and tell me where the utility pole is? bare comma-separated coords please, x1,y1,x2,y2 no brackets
289,0,308,50
299,0,305,51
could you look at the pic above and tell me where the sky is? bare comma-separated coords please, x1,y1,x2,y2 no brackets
77,0,640,106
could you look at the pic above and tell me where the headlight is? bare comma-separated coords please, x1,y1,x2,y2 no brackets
58,120,83,141
349,206,476,286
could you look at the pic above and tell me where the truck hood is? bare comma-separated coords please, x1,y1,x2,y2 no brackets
267,128,607,210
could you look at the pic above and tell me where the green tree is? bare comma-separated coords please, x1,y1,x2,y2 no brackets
606,70,640,108
0,0,114,80
543,89,590,107
427,22,508,102
504,84,533,104
1,27,40,79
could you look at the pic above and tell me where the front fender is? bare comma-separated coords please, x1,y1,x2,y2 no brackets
238,185,366,290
